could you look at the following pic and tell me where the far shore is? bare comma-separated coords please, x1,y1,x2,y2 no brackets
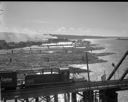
0,37,115,71
0,45,112,71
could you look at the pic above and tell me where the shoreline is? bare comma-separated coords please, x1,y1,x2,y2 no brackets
0,39,113,71
0,48,110,71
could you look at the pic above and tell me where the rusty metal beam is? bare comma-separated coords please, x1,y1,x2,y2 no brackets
107,50,128,80
119,68,128,80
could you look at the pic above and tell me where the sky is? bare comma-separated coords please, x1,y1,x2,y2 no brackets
1,2,128,37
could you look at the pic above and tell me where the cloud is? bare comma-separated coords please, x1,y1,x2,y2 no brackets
54,26,92,35
53,26,123,37
56,26,66,33
26,20,49,25
0,27,54,42
1,24,59,42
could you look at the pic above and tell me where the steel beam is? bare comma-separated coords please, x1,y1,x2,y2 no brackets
107,50,128,80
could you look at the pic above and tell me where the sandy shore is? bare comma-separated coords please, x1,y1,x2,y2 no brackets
0,45,113,71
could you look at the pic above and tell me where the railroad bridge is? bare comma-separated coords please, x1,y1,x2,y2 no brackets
1,50,128,102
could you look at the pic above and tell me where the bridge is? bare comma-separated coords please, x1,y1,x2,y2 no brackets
1,50,128,102
1,79,128,101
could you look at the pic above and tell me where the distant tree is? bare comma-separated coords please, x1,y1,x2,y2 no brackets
0,40,9,49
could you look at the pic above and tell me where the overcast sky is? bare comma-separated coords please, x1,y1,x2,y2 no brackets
1,2,128,36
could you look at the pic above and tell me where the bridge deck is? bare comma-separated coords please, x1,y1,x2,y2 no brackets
2,79,128,100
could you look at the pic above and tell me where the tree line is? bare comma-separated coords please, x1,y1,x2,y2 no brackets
0,38,70,49
0,40,42,49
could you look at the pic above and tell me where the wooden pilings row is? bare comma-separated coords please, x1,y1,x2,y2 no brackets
1,90,118,102
99,89,118,102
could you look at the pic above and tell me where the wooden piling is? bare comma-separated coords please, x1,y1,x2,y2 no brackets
99,89,118,102
3,98,6,102
54,94,58,102
94,91,98,102
25,98,29,102
72,92,77,102
14,98,17,102
64,93,69,102
83,90,93,102
67,93,70,102
35,97,39,102
46,96,50,102
0,78,1,102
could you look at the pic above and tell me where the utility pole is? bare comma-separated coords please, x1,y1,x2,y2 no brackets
86,52,93,102
0,77,1,102
86,52,90,81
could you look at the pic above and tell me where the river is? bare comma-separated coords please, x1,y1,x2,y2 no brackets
85,38,128,102
1,38,128,102
59,38,128,102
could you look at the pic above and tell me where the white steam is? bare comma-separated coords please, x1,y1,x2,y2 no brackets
0,27,55,42
0,2,54,42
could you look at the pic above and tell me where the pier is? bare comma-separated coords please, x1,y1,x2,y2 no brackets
1,79,128,102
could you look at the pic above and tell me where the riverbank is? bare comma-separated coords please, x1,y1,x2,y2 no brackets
0,43,112,71
0,37,117,72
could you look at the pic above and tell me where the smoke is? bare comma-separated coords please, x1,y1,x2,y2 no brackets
0,27,54,42
0,2,54,42
0,25,55,42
